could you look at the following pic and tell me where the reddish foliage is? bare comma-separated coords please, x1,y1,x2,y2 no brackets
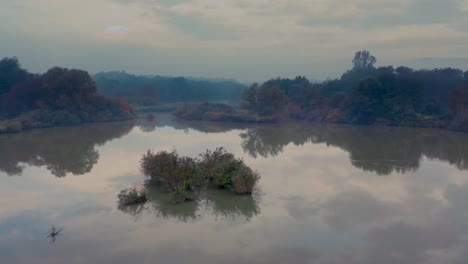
448,84,468,116
1,67,135,121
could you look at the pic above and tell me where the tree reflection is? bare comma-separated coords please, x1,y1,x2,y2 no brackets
0,121,134,177
147,187,201,222
118,185,260,223
240,123,468,175
205,188,260,221
171,118,468,175
173,119,248,134
240,124,312,158
315,125,422,175
136,118,159,133
133,113,177,133
136,113,249,134
117,202,148,222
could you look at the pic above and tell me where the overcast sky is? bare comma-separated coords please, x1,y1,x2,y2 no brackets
1,0,468,82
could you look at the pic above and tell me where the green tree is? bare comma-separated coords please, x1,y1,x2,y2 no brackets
352,50,376,70
0,57,32,96
347,77,386,124
242,83,259,110
449,84,468,116
255,86,287,117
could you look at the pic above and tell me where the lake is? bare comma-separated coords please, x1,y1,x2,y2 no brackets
1,113,468,264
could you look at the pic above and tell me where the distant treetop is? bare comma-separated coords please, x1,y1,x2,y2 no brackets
352,50,377,70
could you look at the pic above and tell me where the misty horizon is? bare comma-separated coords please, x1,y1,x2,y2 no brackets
3,55,468,84
2,0,468,83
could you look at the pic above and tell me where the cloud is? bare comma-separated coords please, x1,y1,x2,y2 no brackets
321,189,399,232
105,25,128,33
1,0,468,82
164,11,238,40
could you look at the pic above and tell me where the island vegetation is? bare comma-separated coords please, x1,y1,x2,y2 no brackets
0,57,135,134
118,186,147,206
119,147,260,206
176,51,468,132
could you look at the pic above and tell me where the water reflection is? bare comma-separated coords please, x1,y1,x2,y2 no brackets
170,119,468,175
135,115,169,133
4,114,466,178
247,124,468,175
2,115,468,264
138,115,248,134
240,124,423,175
206,189,260,221
0,121,134,177
146,186,201,223
118,185,260,222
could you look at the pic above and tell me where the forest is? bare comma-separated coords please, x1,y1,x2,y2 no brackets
177,51,468,132
93,71,246,104
0,57,135,133
2,51,468,133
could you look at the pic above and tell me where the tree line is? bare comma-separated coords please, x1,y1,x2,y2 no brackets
3,52,468,133
239,51,468,131
0,57,134,133
93,71,247,105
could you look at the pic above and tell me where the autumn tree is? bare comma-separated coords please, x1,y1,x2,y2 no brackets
1,59,135,123
449,84,468,116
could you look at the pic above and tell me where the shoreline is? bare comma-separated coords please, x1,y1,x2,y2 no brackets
175,115,468,134
0,116,137,135
1,111,467,135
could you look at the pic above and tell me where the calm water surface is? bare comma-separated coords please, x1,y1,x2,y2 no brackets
1,114,468,264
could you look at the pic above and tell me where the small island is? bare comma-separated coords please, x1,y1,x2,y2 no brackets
118,147,260,205
0,57,135,134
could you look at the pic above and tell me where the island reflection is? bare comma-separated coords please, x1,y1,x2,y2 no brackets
119,185,260,223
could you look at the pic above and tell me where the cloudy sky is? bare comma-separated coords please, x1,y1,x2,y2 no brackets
1,0,468,82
